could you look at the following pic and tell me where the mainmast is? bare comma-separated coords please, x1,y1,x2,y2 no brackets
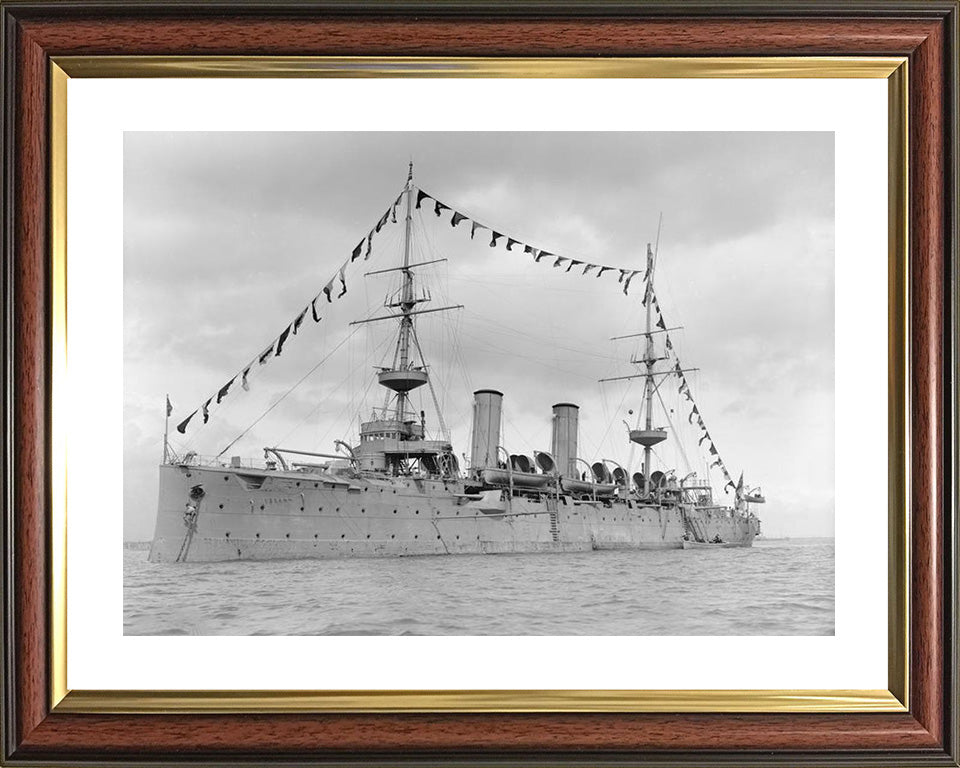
598,242,675,497
640,244,658,495
630,242,669,496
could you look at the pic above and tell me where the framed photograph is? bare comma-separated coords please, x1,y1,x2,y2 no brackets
2,2,957,765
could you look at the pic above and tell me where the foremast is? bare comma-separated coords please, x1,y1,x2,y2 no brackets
351,163,462,476
390,161,419,427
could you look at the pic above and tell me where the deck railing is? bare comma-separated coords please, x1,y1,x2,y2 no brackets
166,453,262,470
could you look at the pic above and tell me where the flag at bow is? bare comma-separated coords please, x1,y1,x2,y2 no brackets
176,409,197,434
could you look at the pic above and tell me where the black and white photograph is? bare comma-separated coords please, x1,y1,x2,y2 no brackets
123,131,835,637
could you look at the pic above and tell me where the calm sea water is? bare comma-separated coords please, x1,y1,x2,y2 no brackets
123,537,834,636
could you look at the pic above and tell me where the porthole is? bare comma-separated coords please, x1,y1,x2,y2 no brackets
319,507,323,512
314,534,318,539
341,534,345,539
285,533,290,538
300,507,304,512
223,476,229,482
436,535,441,540
260,504,265,511
219,503,224,509
361,508,365,514
393,509,397,514
415,510,419,515
391,534,395,539
296,482,300,487
414,534,418,539
336,507,340,512
456,535,460,540
366,534,371,539
255,533,260,539
225,532,230,538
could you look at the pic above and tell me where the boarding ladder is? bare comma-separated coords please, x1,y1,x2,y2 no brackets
546,497,561,543
682,510,707,543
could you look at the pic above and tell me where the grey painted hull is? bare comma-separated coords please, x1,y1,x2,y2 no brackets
149,463,758,563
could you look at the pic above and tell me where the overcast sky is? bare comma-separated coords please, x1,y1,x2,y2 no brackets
124,131,834,540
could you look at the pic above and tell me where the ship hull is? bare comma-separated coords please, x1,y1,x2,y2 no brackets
149,463,759,563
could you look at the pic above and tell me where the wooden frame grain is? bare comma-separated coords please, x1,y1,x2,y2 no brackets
1,2,957,765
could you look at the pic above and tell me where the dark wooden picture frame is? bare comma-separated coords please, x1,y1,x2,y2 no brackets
1,2,957,765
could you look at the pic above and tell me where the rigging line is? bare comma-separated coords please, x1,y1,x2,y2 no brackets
595,378,636,453
450,310,470,410
411,324,450,442
214,307,379,459
195,198,406,438
327,361,383,448
444,299,475,397
657,309,722,471
452,330,599,381
624,387,649,475
275,331,393,448
431,280,451,416
501,407,536,455
654,212,663,261
417,185,634,272
625,438,637,478
577,426,601,463
654,382,694,476
445,273,598,293
461,304,623,357
461,316,624,365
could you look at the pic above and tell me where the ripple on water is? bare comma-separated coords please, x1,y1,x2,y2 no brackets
123,539,835,636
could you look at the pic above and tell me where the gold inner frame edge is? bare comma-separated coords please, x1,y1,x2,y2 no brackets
48,55,909,714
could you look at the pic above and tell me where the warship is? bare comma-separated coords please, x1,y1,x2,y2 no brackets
148,166,763,563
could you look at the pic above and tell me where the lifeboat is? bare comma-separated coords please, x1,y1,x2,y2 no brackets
481,467,551,488
561,477,617,496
